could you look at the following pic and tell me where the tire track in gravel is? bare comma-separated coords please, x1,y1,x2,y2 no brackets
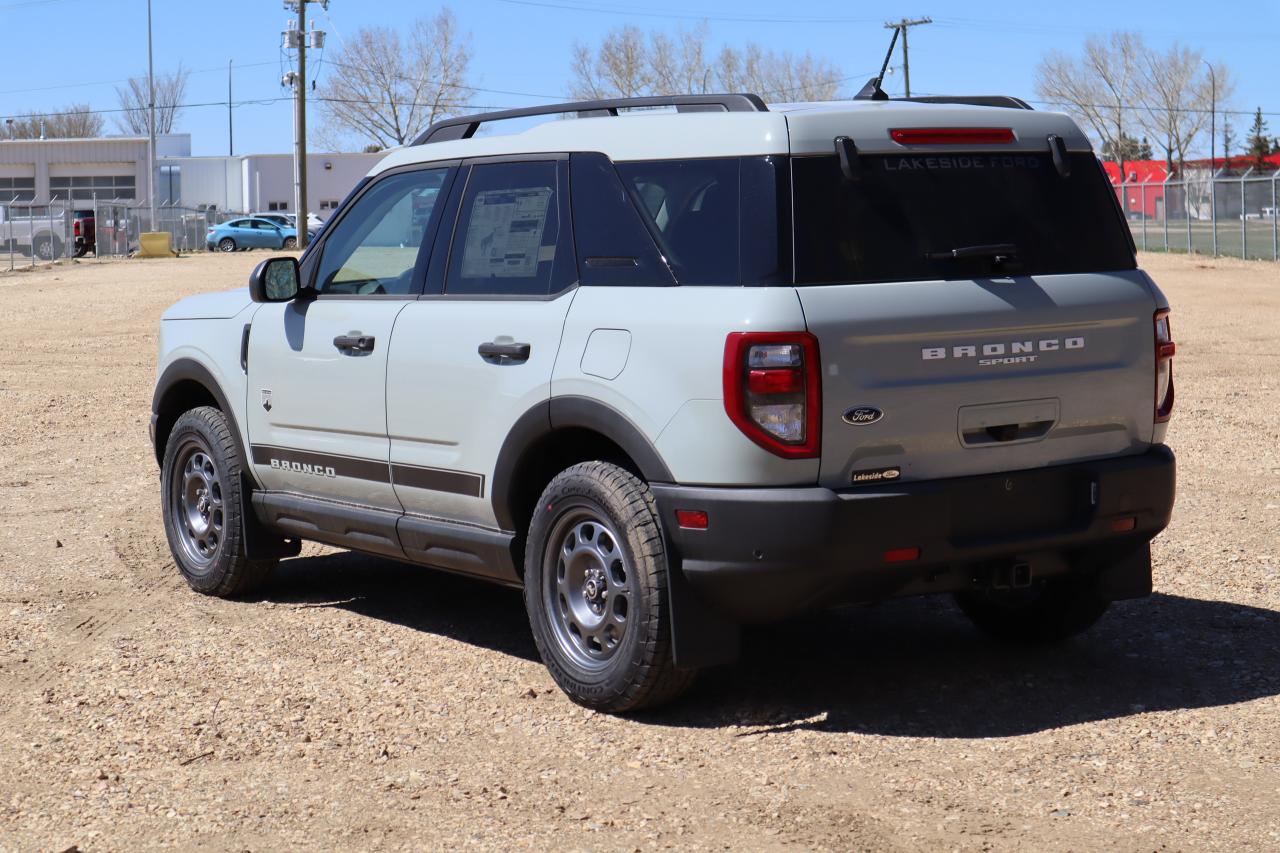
0,527,179,711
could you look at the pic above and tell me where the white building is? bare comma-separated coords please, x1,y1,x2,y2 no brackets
0,132,383,217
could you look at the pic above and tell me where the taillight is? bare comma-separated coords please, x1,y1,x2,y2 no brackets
73,221,81,237
1154,309,1175,423
723,332,821,459
890,127,1015,145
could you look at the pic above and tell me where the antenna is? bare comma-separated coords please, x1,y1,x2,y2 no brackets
855,26,899,101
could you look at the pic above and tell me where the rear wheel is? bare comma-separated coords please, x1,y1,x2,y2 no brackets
282,236,298,250
33,235,62,260
161,406,276,597
954,573,1110,644
525,462,696,713
217,237,236,252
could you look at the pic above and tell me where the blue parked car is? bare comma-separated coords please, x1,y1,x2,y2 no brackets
206,217,304,252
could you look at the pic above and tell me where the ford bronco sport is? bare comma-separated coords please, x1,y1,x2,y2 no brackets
151,91,1176,712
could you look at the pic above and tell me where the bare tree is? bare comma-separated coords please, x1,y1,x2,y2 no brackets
2,103,103,139
1038,33,1234,176
1134,45,1233,175
115,66,190,135
570,25,843,103
317,8,473,149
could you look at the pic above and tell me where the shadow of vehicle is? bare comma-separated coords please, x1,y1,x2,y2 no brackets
258,551,1280,735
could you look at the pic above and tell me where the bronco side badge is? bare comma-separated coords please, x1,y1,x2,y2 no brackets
842,405,883,425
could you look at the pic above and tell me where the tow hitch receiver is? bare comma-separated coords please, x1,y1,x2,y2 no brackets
990,561,1033,590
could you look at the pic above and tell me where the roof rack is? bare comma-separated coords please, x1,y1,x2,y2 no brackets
900,95,1033,110
412,93,769,146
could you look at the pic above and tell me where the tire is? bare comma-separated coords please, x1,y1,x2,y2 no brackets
161,406,276,597
217,237,236,252
73,244,89,259
525,462,696,713
954,573,1111,644
282,236,298,250
33,235,61,260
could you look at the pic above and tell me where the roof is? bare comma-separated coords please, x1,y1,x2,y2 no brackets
371,98,1090,176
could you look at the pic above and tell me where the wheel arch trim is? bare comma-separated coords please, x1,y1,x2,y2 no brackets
152,358,256,488
490,396,674,533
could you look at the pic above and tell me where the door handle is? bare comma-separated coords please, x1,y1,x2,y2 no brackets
334,334,376,353
478,341,531,362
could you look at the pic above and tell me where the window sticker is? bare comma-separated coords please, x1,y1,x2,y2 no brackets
461,186,552,278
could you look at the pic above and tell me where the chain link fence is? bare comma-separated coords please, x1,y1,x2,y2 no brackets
1116,171,1280,261
2,199,252,271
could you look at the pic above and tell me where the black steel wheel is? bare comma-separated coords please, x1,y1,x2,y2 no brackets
160,406,275,596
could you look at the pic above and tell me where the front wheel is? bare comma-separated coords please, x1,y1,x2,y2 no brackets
161,406,276,597
525,462,696,713
954,573,1111,644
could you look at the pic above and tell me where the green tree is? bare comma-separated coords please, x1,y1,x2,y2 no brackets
1101,133,1153,161
1246,107,1271,167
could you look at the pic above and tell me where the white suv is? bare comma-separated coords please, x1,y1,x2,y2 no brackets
152,93,1176,712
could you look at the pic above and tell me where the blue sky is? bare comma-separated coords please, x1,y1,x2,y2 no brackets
1,0,1276,156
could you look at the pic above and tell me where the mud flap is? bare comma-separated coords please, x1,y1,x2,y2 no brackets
1094,542,1153,601
241,476,301,561
667,559,740,669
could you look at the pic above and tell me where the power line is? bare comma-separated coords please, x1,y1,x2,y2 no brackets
493,0,882,24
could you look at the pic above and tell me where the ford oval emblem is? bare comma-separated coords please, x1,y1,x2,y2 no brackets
842,405,884,426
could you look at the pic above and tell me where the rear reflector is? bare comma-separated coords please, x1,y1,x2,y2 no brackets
883,546,921,563
1111,516,1137,533
675,510,709,530
890,127,1016,145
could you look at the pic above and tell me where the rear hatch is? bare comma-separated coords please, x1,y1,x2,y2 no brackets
786,114,1160,489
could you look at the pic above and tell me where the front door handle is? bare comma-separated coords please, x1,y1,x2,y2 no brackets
478,341,531,363
334,334,376,353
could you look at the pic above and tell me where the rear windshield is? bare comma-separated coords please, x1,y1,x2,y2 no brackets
792,151,1135,284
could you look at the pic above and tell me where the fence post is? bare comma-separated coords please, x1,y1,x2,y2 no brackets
1240,167,1252,260
1184,178,1192,254
1162,175,1170,252
1211,167,1219,256
1272,173,1278,262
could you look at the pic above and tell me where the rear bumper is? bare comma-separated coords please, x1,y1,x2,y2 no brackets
652,445,1175,624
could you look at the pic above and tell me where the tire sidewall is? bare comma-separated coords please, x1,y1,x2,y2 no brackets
524,466,665,707
160,408,245,594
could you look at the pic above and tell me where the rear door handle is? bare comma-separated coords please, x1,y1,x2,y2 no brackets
334,334,376,353
478,341,531,363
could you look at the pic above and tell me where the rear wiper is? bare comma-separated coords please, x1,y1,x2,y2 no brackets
925,243,1019,261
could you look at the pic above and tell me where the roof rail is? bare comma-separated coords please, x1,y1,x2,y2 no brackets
412,93,769,146
898,95,1033,110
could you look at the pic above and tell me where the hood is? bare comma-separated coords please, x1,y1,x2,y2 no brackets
162,288,253,320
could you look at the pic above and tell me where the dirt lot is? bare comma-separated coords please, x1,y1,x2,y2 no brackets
0,251,1277,851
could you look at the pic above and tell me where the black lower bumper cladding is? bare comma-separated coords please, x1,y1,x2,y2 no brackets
653,445,1175,625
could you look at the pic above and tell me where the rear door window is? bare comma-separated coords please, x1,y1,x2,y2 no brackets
792,151,1136,284
446,160,573,297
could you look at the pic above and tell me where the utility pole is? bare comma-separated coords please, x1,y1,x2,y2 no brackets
228,59,234,157
283,0,326,249
883,17,932,97
146,0,157,228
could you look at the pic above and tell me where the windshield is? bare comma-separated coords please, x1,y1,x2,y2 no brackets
792,151,1135,284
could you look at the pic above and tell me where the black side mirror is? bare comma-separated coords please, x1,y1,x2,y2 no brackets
249,256,301,302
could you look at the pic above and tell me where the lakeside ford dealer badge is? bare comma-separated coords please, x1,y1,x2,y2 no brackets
842,406,884,425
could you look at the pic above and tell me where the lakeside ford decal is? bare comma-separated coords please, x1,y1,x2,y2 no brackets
922,337,1084,367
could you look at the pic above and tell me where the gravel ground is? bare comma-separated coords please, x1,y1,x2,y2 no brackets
0,251,1277,851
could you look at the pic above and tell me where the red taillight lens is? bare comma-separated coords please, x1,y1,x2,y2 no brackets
723,332,821,459
73,221,81,236
1154,309,1175,423
883,546,921,563
890,127,1015,145
675,510,709,530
